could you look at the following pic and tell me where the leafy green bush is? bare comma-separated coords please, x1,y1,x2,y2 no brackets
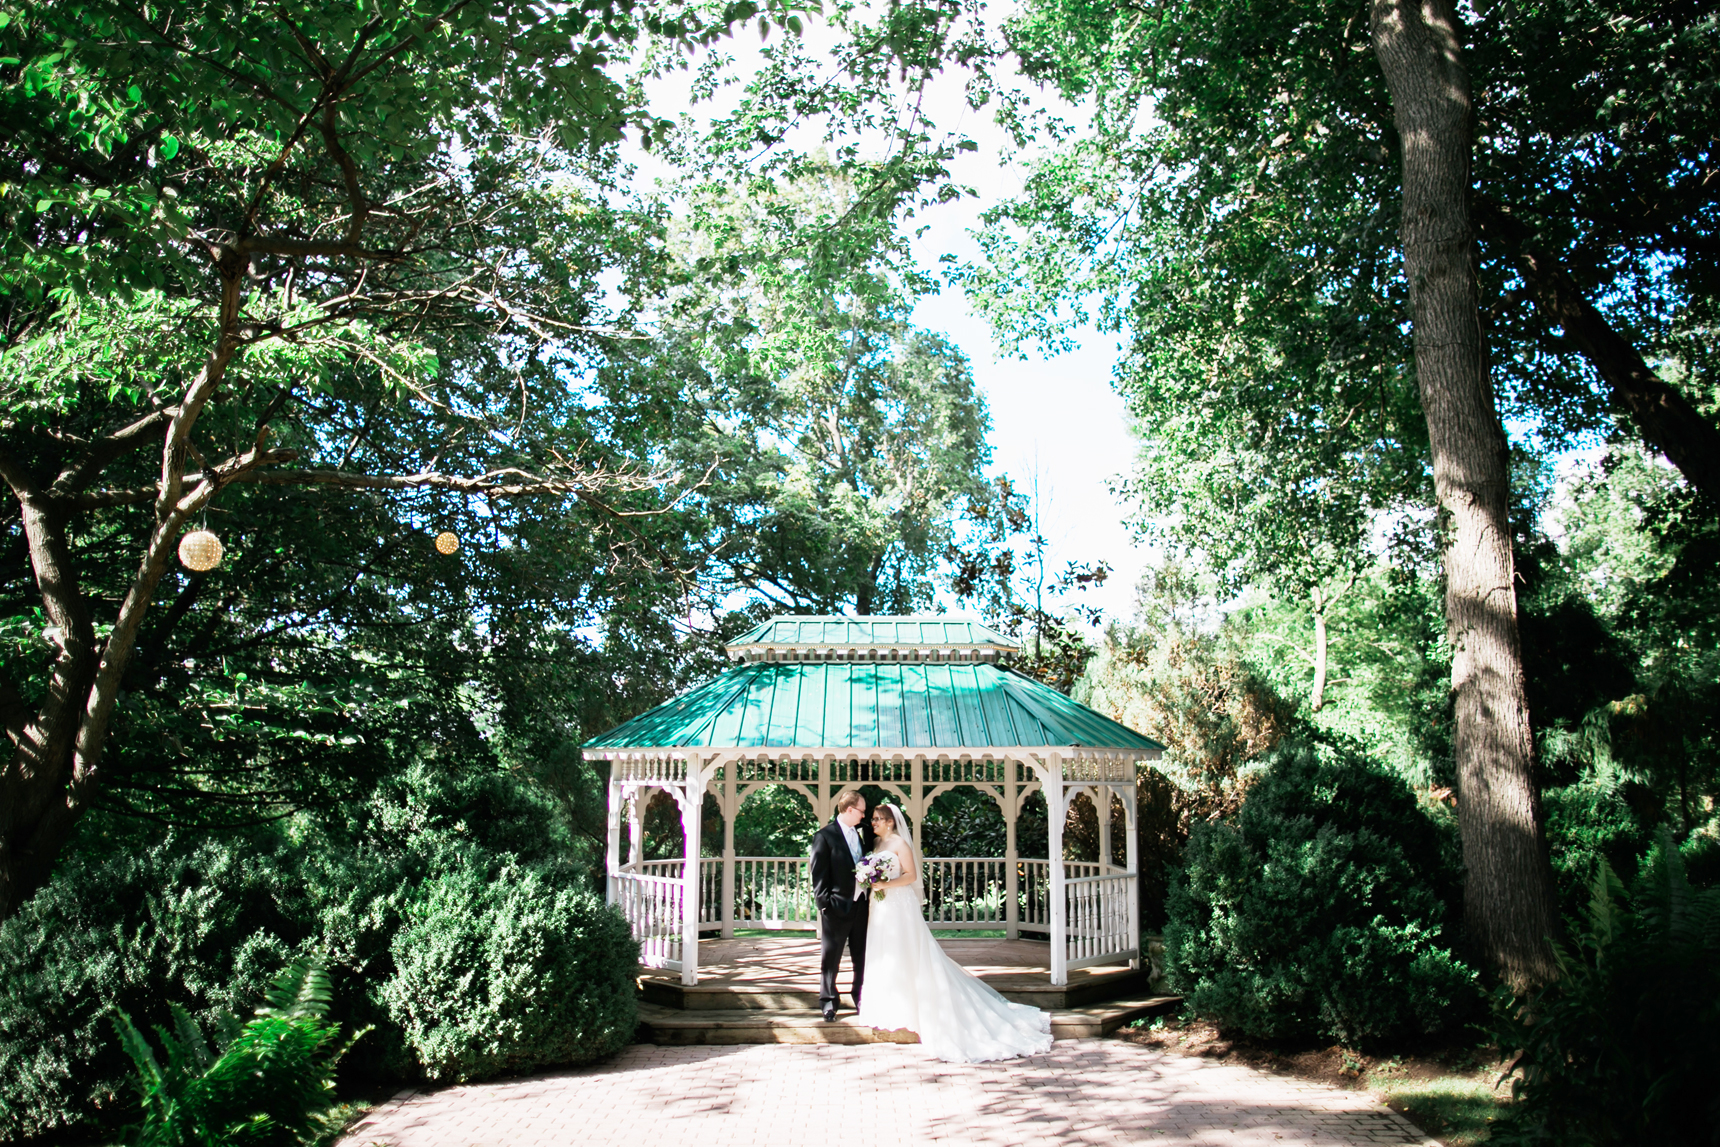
115,961,360,1146
0,763,638,1141
1489,836,1720,1146
0,828,307,1141
1164,740,1478,1045
382,860,638,1082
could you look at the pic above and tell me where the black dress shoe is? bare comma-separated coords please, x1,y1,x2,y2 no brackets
822,1004,836,1022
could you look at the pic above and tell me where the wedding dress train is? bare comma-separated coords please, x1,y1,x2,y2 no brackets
856,820,1053,1063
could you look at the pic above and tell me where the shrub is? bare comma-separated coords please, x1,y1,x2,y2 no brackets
381,860,638,1082
1489,835,1720,1146
0,829,307,1142
114,961,360,1146
0,762,632,1141
1164,739,1478,1045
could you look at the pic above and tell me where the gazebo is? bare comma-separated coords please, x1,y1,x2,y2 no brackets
582,615,1164,989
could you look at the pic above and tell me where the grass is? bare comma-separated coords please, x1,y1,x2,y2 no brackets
1370,1065,1510,1146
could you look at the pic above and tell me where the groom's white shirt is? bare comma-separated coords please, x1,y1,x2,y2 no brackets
839,820,863,864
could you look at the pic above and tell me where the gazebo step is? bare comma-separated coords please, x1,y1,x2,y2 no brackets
635,937,1165,1013
639,968,1158,1012
635,996,1182,1046
640,982,824,1011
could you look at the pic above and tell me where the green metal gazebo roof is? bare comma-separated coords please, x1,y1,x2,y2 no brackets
582,660,1164,754
724,614,1017,661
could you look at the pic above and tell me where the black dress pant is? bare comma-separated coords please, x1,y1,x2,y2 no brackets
817,901,868,1010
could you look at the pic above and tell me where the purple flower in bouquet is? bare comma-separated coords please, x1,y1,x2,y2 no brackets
854,852,901,900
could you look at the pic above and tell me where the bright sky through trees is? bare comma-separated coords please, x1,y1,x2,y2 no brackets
631,10,1149,623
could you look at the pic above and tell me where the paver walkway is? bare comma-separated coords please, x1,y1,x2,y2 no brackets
339,1040,1439,1147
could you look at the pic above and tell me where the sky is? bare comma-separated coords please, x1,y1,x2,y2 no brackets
632,15,1154,627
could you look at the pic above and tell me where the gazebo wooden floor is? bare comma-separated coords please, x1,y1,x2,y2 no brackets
636,936,1178,1045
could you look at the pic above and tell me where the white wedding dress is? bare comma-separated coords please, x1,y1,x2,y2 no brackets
856,808,1053,1063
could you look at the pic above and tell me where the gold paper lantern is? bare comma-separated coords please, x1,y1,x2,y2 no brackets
434,531,460,555
177,529,224,572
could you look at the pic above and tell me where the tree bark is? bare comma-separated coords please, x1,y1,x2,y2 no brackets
1310,586,1329,713
1370,0,1561,990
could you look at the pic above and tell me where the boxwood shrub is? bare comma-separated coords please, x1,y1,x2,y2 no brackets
382,860,638,1082
1164,739,1479,1045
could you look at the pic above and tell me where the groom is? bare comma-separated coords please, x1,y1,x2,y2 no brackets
809,790,873,1022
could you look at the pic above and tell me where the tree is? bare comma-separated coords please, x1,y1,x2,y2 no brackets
1368,0,1558,987
962,0,1709,984
657,169,994,614
0,0,777,918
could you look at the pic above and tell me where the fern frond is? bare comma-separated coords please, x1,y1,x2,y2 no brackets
258,959,332,1021
169,1003,214,1075
112,1010,166,1098
1582,857,1625,956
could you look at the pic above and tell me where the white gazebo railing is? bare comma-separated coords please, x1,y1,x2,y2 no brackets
732,857,817,928
618,853,1136,971
612,870,684,971
602,748,1151,986
1065,872,1137,970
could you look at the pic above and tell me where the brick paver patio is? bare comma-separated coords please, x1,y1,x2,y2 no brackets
338,1039,1440,1147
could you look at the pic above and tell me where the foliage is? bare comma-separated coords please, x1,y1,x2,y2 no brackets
918,787,1008,859
1079,564,1297,825
0,0,798,915
0,761,632,1142
979,0,1720,517
1164,740,1478,1046
113,961,358,1147
0,823,304,1141
731,785,819,858
1489,839,1720,1147
382,862,637,1084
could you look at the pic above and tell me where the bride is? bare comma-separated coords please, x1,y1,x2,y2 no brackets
856,803,1054,1062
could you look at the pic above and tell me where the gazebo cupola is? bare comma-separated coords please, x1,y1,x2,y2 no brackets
583,614,1164,987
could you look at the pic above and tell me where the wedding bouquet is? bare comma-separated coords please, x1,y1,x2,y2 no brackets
854,852,901,901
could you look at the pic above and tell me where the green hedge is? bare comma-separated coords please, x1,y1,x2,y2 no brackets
0,764,637,1143
1164,740,1479,1045
383,861,637,1082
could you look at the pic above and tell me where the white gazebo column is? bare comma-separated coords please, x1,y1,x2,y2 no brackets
720,756,737,940
1004,756,1020,941
1123,778,1141,971
1097,776,1113,873
628,787,646,869
605,769,622,906
1045,754,1068,987
680,756,707,986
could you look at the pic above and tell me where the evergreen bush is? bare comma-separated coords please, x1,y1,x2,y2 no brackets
1164,740,1479,1045
382,860,638,1082
1489,836,1720,1146
0,763,638,1140
0,830,305,1141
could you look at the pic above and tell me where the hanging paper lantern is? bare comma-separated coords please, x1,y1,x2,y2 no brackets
434,531,460,555
177,529,224,572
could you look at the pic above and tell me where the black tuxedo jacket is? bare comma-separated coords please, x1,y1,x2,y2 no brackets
810,818,875,916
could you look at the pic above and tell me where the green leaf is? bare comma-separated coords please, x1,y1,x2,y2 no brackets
159,134,179,159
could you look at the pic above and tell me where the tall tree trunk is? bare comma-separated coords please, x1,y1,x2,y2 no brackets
1370,0,1561,990
1310,586,1329,713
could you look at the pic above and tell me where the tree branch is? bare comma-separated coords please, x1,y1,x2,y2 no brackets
49,407,178,496
74,458,684,507
1476,199,1720,508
